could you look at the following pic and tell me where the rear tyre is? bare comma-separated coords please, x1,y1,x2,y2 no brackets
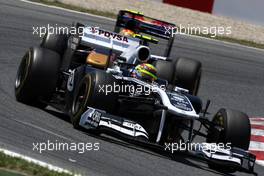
153,58,201,95
173,58,201,95
71,71,118,129
41,32,68,56
153,60,174,84
15,47,60,107
206,108,251,173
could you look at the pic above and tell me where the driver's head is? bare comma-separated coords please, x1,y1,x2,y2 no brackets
119,20,137,37
134,63,157,82
119,28,135,37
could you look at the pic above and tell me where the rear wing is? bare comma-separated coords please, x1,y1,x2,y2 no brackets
114,10,176,57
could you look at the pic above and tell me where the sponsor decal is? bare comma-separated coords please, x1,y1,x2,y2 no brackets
80,108,101,128
169,93,192,111
96,29,128,42
123,121,144,131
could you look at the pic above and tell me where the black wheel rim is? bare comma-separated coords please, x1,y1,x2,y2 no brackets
211,112,225,142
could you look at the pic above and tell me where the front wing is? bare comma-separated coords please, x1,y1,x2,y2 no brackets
79,107,256,175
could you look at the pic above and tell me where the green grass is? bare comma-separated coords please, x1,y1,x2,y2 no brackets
0,152,73,176
0,169,26,176
30,0,264,49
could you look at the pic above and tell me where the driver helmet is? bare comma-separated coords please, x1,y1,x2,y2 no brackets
119,28,135,37
119,20,137,37
133,63,157,82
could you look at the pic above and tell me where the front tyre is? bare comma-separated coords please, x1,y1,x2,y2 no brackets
206,108,251,173
154,58,202,95
71,71,118,129
173,58,201,95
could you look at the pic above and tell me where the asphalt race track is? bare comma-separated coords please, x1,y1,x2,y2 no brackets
1,0,264,175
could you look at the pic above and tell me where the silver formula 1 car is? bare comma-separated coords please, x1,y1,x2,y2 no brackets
15,10,256,175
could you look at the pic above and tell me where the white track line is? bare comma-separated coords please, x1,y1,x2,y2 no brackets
13,118,73,142
19,0,115,21
251,129,264,136
249,141,264,152
250,121,264,126
251,117,264,121
0,147,80,175
257,160,264,166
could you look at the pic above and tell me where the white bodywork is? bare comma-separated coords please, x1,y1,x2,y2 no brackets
113,76,199,119
80,27,165,64
81,27,142,63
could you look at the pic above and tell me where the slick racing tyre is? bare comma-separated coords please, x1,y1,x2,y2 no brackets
71,70,118,129
153,58,201,95
15,47,60,108
41,32,68,56
153,60,174,83
173,58,201,95
206,108,251,173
